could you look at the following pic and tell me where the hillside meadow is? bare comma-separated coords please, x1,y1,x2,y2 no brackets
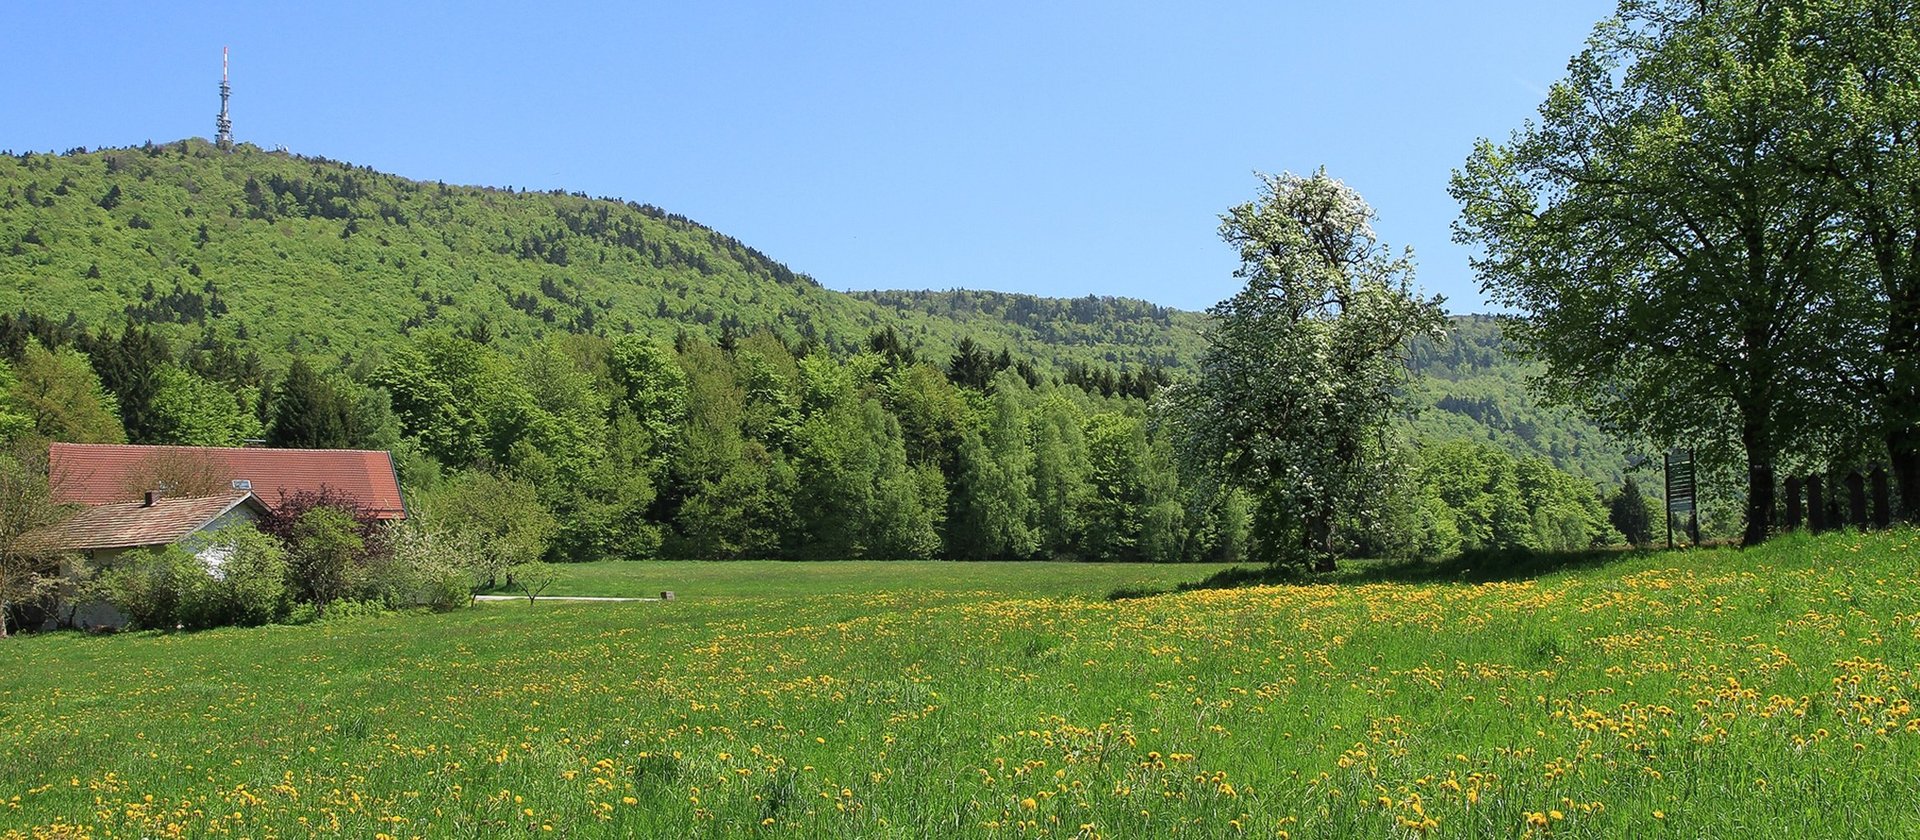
3,535,1918,839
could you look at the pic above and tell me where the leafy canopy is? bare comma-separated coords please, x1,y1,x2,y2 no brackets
1167,170,1443,569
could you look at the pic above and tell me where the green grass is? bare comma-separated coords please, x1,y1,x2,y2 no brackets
496,560,1249,601
3,532,1919,838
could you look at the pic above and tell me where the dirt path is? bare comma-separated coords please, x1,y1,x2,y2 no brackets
473,595,658,603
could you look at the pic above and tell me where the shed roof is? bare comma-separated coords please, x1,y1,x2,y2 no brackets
16,492,267,553
48,443,407,520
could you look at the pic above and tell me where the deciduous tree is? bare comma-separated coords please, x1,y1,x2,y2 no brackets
11,340,124,444
1796,1,1920,520
1452,0,1878,544
150,364,259,446
0,450,71,637
1168,170,1443,570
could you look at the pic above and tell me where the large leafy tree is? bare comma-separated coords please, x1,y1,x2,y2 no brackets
1453,0,1879,545
789,354,942,559
1797,1,1920,519
1167,170,1443,570
418,469,558,578
150,364,260,446
1083,412,1184,563
0,450,72,638
11,340,125,444
947,371,1040,559
664,340,791,559
0,361,30,446
1029,391,1092,559
608,335,689,462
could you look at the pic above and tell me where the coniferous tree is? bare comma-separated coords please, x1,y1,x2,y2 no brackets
867,326,918,368
267,358,351,448
1609,476,1655,549
82,324,168,443
948,337,995,391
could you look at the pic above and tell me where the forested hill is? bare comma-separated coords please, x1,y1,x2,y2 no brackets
849,289,1205,370
0,140,1629,489
0,139,1201,372
1410,315,1635,487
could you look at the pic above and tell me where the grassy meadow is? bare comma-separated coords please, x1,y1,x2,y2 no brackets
484,560,1249,601
3,535,1919,839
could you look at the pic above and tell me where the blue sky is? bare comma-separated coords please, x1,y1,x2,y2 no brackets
1,1,1614,313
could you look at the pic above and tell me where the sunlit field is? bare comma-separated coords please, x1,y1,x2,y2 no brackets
485,560,1250,601
3,534,1918,838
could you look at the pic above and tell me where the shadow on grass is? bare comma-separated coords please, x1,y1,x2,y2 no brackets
1139,545,1653,597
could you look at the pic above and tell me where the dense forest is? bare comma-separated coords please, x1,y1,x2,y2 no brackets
1407,316,1634,487
0,140,1201,374
0,141,1647,563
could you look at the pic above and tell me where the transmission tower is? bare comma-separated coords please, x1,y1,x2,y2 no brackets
216,47,233,150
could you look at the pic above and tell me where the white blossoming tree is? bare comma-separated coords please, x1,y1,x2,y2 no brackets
1166,170,1444,570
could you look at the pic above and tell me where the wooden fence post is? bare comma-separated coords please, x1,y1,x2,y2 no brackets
1785,476,1803,531
1808,475,1826,532
1872,467,1891,530
1847,471,1868,531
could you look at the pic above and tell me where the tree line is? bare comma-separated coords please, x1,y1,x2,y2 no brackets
0,308,1628,567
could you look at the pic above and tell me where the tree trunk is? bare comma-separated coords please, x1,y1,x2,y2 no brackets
1306,502,1336,573
1891,428,1920,524
1886,279,1920,522
1742,407,1776,546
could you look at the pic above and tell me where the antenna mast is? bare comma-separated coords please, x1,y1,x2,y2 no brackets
215,47,233,150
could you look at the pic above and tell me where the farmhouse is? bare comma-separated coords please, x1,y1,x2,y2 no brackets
16,490,271,629
18,443,408,630
19,490,270,565
46,442,408,520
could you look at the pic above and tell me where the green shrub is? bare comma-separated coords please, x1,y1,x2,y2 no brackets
357,539,421,609
414,565,474,612
196,525,289,626
90,546,213,630
282,602,319,625
318,599,389,622
92,527,293,630
287,507,365,606
385,521,485,611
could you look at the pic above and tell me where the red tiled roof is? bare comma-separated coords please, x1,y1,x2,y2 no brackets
47,443,408,520
16,492,267,553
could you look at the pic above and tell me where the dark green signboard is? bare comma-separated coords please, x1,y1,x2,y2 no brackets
1664,449,1699,547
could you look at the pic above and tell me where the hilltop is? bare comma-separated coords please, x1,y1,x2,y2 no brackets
0,139,1202,372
